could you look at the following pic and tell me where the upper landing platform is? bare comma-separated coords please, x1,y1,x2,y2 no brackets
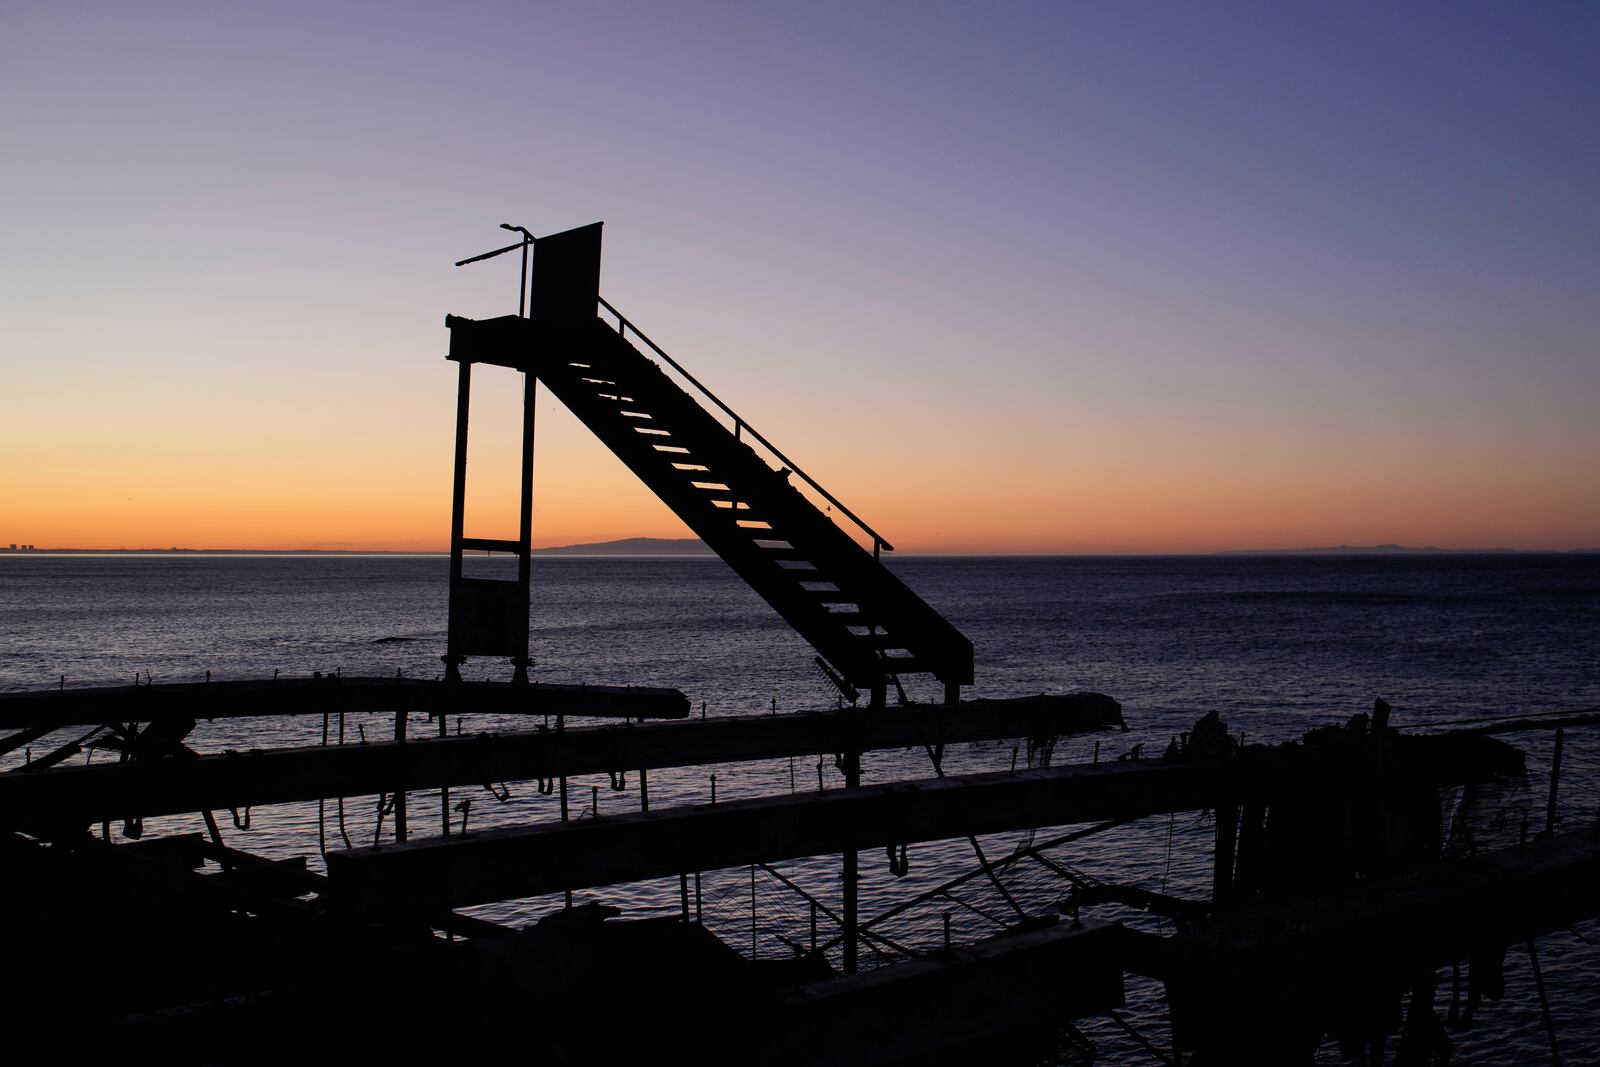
446,220,604,370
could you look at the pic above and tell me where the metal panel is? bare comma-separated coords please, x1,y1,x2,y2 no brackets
448,577,527,658
530,221,603,322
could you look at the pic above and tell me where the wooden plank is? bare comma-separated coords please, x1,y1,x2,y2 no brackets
0,694,1121,827
323,760,1227,911
0,677,689,730
324,732,1522,912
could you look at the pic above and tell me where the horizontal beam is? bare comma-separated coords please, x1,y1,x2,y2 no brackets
458,537,524,554
0,694,1121,827
0,676,689,731
323,761,1217,911
764,921,1125,1066
325,731,1521,912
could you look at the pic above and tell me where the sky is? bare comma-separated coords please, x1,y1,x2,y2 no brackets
2,3,1597,553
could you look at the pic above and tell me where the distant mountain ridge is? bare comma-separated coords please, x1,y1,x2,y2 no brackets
530,537,712,556
1221,544,1514,556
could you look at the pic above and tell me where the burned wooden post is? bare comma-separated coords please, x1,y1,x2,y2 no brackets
1545,727,1565,836
0,695,1117,829
1213,803,1238,906
393,708,407,842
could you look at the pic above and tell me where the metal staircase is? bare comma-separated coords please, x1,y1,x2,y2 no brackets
444,222,973,700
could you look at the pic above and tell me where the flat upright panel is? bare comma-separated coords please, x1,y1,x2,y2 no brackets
530,222,603,322
449,577,528,657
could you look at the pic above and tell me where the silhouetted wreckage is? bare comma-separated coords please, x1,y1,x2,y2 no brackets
2,224,1592,1063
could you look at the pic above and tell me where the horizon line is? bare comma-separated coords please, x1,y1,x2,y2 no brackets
5,545,1596,558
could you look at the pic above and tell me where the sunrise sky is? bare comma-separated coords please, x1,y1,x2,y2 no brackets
3,4,1596,553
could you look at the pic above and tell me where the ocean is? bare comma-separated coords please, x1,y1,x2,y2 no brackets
3,552,1597,1062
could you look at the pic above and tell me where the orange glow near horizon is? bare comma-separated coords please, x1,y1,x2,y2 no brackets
5,382,1596,554
3,7,1598,558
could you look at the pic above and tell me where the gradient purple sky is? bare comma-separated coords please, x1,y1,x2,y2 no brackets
3,4,1597,551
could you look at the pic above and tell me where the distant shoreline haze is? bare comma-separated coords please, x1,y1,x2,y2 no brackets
3,540,1594,557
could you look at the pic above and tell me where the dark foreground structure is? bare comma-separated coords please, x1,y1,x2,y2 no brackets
3,224,1592,1063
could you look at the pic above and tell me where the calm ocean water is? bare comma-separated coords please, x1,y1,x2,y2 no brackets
3,552,1597,1062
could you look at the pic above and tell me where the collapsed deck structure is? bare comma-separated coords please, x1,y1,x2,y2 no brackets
2,224,1594,1063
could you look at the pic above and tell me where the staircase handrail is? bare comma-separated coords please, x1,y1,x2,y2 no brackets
597,295,894,556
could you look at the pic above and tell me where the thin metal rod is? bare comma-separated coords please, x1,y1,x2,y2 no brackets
454,239,525,267
1106,1009,1177,1067
1545,728,1565,835
518,238,529,318
835,819,1130,949
1527,938,1563,1065
758,862,917,962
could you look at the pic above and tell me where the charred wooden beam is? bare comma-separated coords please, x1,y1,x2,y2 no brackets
323,760,1226,911
762,920,1125,1066
0,676,689,730
0,694,1120,828
1130,827,1600,1061
325,732,1520,912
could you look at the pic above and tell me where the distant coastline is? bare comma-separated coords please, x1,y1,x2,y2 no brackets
0,547,434,555
1219,543,1516,556
0,537,717,557
3,540,1592,557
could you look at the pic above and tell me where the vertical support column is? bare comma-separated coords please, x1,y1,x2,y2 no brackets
513,369,536,684
559,709,571,909
841,780,858,974
443,361,472,684
1234,800,1267,900
1545,727,1565,836
439,710,451,835
393,709,408,842
1214,801,1238,906
944,681,960,705
841,684,883,975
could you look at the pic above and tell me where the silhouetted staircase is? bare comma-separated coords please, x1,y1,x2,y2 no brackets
446,308,974,697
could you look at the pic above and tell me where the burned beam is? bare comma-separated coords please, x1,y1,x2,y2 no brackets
324,760,1226,911
763,920,1125,1066
0,694,1120,828
325,732,1521,912
0,676,689,731
1128,828,1600,1061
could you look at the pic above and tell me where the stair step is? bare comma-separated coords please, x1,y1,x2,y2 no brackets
484,314,977,686
853,632,908,650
